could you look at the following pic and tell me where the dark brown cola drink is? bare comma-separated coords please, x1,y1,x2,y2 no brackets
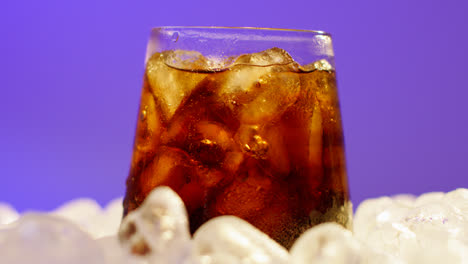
123,47,351,249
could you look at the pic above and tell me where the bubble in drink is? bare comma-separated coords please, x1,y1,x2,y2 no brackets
124,48,351,249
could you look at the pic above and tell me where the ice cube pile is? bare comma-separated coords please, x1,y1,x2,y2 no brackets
1,187,467,264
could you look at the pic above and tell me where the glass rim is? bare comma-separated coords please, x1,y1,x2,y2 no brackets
151,26,331,36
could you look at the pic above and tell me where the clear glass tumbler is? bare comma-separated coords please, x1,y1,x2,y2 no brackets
123,27,351,248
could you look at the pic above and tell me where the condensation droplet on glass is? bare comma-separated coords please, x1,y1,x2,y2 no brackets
242,132,269,159
229,99,238,106
171,32,179,42
140,106,148,121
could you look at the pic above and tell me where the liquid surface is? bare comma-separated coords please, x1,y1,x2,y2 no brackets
124,48,351,248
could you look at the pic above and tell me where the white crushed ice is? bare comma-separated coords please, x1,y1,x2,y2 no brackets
354,189,468,263
118,187,190,263
0,202,19,225
192,215,290,264
52,197,123,239
0,188,467,264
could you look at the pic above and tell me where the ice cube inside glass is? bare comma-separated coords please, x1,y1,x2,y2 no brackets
123,27,351,249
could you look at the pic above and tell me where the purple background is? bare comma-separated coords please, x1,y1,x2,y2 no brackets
1,0,467,212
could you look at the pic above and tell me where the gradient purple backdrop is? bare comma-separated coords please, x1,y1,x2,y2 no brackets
1,0,467,212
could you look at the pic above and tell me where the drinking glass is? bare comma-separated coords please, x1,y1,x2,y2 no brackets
123,27,351,248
